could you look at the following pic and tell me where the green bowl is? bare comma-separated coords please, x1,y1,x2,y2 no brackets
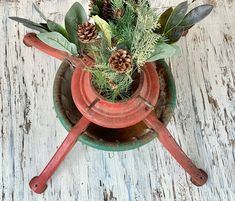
53,60,176,151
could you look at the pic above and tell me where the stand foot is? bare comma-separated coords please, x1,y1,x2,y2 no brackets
29,176,47,194
23,33,35,47
144,113,208,187
190,169,208,186
29,116,90,193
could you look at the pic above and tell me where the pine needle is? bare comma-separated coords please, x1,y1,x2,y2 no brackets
131,0,162,69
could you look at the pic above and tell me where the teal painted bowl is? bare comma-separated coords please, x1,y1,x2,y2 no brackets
53,60,176,151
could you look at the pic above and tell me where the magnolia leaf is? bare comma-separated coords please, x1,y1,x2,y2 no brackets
157,7,173,34
164,1,188,33
37,32,78,55
180,5,213,27
33,3,47,21
172,44,181,56
65,2,87,50
40,23,49,29
23,23,48,33
9,17,48,32
9,17,44,28
47,20,68,39
165,26,185,44
147,43,179,62
93,15,112,47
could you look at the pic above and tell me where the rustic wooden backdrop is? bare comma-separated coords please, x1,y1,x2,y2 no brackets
0,0,234,200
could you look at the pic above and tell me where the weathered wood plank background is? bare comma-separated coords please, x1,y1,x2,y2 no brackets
0,0,234,200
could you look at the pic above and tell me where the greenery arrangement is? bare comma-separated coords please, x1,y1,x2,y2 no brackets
10,0,213,101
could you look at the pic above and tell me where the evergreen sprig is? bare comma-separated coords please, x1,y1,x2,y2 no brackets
111,0,124,10
87,64,134,101
10,0,213,102
87,36,134,101
131,0,162,69
109,5,136,50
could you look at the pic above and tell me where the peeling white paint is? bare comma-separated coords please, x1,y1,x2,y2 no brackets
0,0,234,201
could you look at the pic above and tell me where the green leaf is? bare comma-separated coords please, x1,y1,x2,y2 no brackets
37,32,78,55
147,43,179,62
157,7,173,34
92,15,112,47
165,26,185,44
47,20,68,39
23,23,48,33
9,17,43,27
33,3,47,21
9,17,48,32
65,2,87,50
169,44,181,57
40,23,50,30
164,1,188,33
180,5,213,27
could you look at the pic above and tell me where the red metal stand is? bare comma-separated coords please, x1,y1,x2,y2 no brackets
144,113,208,186
29,116,90,194
23,33,94,68
24,33,208,194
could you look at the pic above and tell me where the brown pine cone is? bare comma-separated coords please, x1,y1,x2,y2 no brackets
77,22,98,43
109,49,133,73
108,79,118,90
114,9,124,18
103,0,113,21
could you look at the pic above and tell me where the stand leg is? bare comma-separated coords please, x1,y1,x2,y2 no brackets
144,112,208,186
23,33,94,67
29,116,90,193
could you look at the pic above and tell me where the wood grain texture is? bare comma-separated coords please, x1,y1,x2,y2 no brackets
0,0,234,200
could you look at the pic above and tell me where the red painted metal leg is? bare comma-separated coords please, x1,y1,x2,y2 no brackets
29,116,90,194
144,112,208,186
23,33,94,67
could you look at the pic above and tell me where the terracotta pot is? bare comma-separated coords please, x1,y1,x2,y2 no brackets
23,33,208,194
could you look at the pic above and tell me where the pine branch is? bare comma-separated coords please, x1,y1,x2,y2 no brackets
131,0,162,69
85,0,162,101
124,0,138,11
85,36,134,101
109,5,137,50
87,63,134,101
111,0,124,10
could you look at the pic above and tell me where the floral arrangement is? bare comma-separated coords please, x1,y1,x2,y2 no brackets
10,0,213,101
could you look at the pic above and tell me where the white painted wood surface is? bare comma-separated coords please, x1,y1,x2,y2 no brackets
0,0,234,200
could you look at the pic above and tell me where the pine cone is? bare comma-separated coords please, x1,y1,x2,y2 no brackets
108,79,118,90
103,0,113,21
114,9,124,18
109,49,133,73
78,22,98,43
